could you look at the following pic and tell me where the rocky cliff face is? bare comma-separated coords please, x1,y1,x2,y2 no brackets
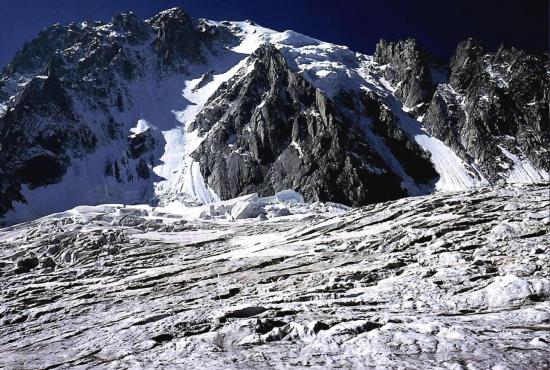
192,44,410,205
427,40,549,183
0,9,236,221
374,38,446,114
0,8,547,223
377,38,549,184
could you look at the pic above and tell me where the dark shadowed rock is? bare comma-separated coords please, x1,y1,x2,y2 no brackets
423,39,550,182
128,129,157,159
192,44,409,206
14,254,39,274
149,7,221,68
111,12,151,44
374,38,446,114
40,256,56,270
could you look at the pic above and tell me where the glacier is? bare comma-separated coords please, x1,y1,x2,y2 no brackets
0,183,548,369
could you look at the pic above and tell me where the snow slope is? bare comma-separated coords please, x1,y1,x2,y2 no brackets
2,22,272,222
499,146,549,184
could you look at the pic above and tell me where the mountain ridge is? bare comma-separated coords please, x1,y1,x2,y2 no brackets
0,7,548,224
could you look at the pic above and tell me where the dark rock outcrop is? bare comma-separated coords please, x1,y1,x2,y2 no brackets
359,91,438,185
148,8,234,69
192,44,419,205
128,129,157,159
374,39,446,114
111,12,151,44
149,8,204,67
14,253,39,274
422,40,550,181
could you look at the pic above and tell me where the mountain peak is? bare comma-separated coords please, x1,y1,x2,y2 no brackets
454,37,486,57
0,9,547,224
150,7,191,23
112,11,141,24
374,37,440,111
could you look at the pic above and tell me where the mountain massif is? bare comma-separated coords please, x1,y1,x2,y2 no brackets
0,8,548,223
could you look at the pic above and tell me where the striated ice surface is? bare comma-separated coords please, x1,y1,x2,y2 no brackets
0,183,548,369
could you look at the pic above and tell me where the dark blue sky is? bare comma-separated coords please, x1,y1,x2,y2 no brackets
0,0,547,68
